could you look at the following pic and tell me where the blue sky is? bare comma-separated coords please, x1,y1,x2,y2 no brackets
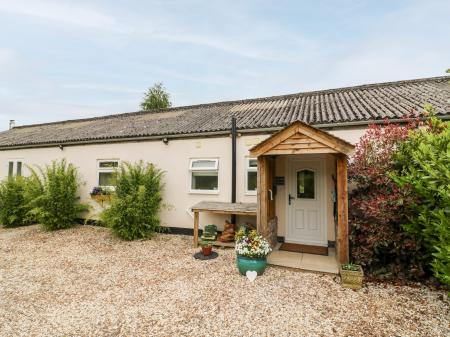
0,0,449,130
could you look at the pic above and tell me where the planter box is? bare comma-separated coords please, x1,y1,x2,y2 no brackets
90,194,112,203
340,265,364,290
236,255,268,276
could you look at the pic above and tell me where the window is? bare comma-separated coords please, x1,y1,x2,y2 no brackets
246,158,257,194
97,160,119,188
7,160,23,177
297,169,315,199
189,159,219,192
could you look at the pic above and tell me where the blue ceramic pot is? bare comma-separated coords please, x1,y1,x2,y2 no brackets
236,255,268,276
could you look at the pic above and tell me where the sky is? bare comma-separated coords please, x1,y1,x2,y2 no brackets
0,0,449,130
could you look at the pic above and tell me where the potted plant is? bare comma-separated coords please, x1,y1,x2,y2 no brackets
200,240,213,256
340,263,364,289
235,229,272,276
90,186,112,203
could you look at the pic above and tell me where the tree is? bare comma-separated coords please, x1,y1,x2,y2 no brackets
348,118,425,279
140,82,172,110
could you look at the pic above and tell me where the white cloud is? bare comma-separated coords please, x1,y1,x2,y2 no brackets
0,0,313,61
0,48,23,77
61,83,142,94
302,0,450,90
0,0,127,32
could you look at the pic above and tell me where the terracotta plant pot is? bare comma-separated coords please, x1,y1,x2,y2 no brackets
201,246,212,256
340,265,364,290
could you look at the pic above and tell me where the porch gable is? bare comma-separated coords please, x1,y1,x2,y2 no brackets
249,121,355,265
249,121,354,157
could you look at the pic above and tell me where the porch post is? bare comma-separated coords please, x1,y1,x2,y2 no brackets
257,156,268,236
336,154,349,264
257,155,277,246
193,211,199,247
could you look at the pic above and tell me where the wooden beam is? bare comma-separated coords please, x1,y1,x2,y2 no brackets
250,123,299,156
336,154,349,264
193,211,199,247
257,156,268,237
257,156,277,246
190,209,257,216
249,121,355,157
273,142,328,150
265,148,339,155
267,157,275,219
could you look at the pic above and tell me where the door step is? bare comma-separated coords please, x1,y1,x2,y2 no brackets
279,242,328,256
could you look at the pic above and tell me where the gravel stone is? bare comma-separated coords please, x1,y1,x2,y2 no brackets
0,225,449,337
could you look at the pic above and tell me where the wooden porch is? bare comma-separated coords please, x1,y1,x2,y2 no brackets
250,121,355,265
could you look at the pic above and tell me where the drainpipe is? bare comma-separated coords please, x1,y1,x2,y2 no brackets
231,117,237,224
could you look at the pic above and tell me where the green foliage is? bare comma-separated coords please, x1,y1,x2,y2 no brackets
29,160,88,231
0,176,29,227
391,117,450,287
341,263,361,272
140,82,172,110
348,120,424,279
100,161,164,240
200,240,212,247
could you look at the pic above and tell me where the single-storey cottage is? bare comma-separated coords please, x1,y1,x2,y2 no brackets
0,76,449,270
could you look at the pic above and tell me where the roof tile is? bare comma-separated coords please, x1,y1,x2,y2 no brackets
0,76,449,148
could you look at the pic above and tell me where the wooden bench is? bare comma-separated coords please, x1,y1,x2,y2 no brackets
190,201,257,247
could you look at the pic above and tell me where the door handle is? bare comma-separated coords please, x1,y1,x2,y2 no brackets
288,194,294,205
269,189,273,201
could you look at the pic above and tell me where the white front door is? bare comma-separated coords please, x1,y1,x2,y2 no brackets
286,158,327,246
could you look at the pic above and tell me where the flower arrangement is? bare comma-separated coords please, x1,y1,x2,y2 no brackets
90,186,113,196
235,229,272,259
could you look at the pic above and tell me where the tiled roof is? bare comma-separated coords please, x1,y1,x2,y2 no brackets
0,76,449,148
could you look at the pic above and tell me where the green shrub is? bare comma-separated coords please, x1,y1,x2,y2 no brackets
29,159,88,230
348,119,425,279
392,117,450,287
100,161,164,240
0,176,30,227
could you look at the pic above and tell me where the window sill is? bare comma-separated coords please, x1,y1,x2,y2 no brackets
245,191,257,196
189,190,220,195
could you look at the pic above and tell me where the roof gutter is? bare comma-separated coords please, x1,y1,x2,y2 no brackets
1,114,449,151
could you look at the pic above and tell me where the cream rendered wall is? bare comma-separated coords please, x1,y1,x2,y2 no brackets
328,126,366,148
0,134,269,231
0,125,365,234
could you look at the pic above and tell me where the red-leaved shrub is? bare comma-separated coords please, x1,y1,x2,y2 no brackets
348,118,427,279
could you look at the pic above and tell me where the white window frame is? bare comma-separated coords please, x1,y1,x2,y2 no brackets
189,158,219,194
97,159,119,190
245,157,258,195
7,159,23,177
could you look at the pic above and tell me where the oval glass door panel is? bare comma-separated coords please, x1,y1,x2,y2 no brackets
297,170,315,199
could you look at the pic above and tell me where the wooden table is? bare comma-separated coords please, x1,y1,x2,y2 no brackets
190,201,257,247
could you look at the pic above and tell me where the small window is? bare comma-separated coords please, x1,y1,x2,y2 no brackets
97,160,119,188
7,160,22,177
99,161,118,169
16,162,22,176
246,158,257,194
297,169,315,199
190,159,218,192
8,162,14,177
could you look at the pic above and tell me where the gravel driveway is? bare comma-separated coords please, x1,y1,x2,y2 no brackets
0,225,448,337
